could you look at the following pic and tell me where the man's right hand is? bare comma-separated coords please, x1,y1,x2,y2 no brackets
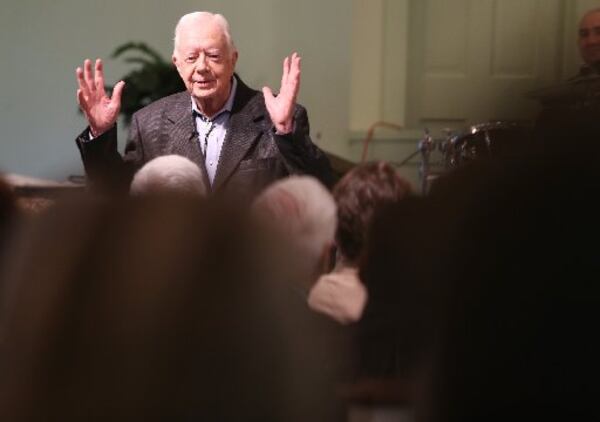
76,58,125,137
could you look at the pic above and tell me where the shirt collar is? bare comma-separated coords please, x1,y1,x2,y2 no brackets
191,76,237,120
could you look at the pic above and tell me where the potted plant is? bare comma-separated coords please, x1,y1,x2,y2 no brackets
106,41,185,125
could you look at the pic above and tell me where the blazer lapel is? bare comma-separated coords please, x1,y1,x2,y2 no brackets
161,93,211,190
212,80,264,192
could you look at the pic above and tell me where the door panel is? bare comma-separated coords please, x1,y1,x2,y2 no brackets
408,0,563,131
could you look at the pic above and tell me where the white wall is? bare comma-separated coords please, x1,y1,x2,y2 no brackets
0,0,352,180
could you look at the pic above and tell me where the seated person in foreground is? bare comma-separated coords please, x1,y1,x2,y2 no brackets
308,161,413,324
0,192,352,421
129,154,207,197
251,175,337,295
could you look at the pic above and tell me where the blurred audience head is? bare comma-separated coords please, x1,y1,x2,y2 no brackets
417,152,600,422
252,175,337,287
0,195,340,421
130,154,207,197
334,161,412,266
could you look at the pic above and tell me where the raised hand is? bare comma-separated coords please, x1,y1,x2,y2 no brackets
76,58,125,137
262,52,301,134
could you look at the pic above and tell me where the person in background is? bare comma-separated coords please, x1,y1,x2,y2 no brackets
576,8,600,77
532,8,600,157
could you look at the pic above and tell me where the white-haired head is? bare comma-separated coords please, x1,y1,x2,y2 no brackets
173,11,236,58
252,176,337,283
130,155,207,197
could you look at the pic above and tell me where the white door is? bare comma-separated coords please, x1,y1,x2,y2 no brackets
405,0,564,132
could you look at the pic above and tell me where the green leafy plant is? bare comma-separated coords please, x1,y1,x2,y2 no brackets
106,42,185,125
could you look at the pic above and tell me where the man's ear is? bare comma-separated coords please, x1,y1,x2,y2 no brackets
172,55,184,79
232,50,239,67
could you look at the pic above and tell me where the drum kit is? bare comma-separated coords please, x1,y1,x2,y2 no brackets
394,74,600,194
416,120,533,194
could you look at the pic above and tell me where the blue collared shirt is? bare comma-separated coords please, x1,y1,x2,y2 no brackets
191,77,237,185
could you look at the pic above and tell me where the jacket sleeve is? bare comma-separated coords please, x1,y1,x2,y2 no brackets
75,116,143,195
273,106,336,189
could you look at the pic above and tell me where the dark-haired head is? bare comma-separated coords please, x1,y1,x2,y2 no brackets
333,161,413,265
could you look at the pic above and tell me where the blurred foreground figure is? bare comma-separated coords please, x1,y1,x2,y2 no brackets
358,138,600,419
0,175,15,215
0,195,342,421
309,161,413,325
252,175,337,292
415,148,600,421
252,176,359,416
0,175,17,256
130,154,207,196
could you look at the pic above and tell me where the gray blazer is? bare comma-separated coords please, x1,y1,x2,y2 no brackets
76,75,333,198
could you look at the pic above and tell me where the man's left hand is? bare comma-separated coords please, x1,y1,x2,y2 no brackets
263,52,301,134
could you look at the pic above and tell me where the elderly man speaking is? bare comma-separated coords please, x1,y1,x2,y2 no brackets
75,11,333,198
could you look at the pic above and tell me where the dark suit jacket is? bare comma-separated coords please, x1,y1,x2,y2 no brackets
76,75,333,198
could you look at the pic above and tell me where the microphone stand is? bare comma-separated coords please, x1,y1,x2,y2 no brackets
418,129,434,195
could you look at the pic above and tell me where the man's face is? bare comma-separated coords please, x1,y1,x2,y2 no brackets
173,19,238,114
579,11,600,66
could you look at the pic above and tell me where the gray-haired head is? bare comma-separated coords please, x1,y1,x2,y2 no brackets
252,176,337,284
130,155,207,197
173,11,236,58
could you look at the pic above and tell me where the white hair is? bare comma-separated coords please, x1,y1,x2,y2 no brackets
252,176,337,275
173,11,236,57
130,155,207,197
